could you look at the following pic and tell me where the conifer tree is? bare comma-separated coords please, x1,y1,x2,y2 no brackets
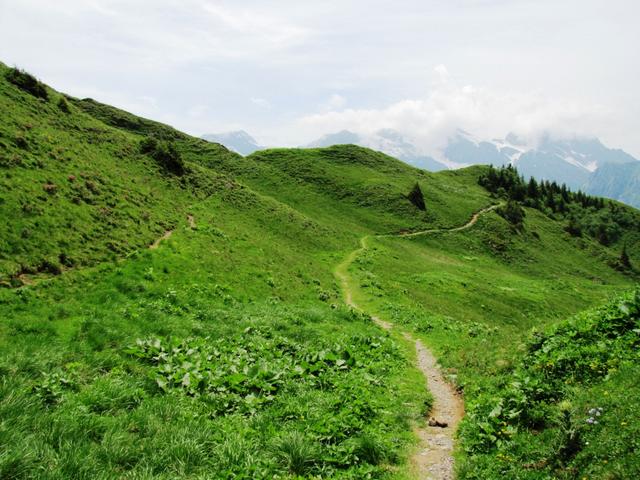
527,177,539,199
407,182,426,211
620,244,632,270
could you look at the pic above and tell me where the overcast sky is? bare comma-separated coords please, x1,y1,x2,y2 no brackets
1,0,639,155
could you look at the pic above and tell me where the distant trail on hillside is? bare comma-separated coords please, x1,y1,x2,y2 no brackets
334,204,499,480
149,214,196,250
149,230,173,250
13,214,192,287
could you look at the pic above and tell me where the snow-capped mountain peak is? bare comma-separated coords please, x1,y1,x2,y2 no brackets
307,129,449,171
201,130,263,156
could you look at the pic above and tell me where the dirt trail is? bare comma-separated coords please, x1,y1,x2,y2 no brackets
149,230,173,249
410,337,465,479
334,204,499,479
149,214,196,250
392,204,499,238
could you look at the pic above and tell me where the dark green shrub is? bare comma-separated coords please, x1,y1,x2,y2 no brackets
497,200,525,230
565,217,582,237
0,153,22,168
38,258,62,275
5,68,48,100
139,137,158,154
407,182,426,211
139,137,186,175
154,141,185,175
57,96,70,113
616,244,632,271
14,133,28,150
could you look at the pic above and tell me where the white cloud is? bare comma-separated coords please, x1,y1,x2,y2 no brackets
201,3,309,50
0,0,311,73
251,97,271,109
187,104,209,119
434,64,450,84
292,65,612,155
320,93,347,111
1,1,638,156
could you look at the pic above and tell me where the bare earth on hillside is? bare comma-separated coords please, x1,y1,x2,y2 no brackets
149,214,196,249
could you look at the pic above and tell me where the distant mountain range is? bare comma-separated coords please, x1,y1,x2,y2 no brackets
202,129,640,209
201,131,263,156
441,130,637,191
306,129,450,172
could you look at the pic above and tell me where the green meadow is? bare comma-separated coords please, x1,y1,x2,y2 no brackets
0,62,638,479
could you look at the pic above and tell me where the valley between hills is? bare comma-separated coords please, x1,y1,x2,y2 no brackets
1,63,639,479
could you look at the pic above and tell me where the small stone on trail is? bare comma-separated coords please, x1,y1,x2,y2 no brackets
428,417,448,428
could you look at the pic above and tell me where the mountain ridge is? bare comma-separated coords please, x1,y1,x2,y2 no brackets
201,130,263,156
205,127,639,208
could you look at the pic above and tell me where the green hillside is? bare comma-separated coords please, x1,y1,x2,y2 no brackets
0,66,239,283
0,63,639,479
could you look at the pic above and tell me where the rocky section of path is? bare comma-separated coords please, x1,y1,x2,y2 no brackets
410,337,464,480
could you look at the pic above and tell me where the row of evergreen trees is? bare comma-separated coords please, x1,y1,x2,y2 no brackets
478,166,637,270
478,165,605,215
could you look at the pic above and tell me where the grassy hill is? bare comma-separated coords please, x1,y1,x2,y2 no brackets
0,63,639,479
0,65,240,283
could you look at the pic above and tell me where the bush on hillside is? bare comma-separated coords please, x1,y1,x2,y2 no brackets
5,67,48,100
139,137,159,155
57,96,70,113
565,217,583,237
140,137,186,175
497,200,525,231
614,244,633,272
460,290,640,476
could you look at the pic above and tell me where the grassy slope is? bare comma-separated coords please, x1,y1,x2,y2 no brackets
231,145,640,478
209,146,493,236
457,290,640,479
0,63,638,479
0,64,240,281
